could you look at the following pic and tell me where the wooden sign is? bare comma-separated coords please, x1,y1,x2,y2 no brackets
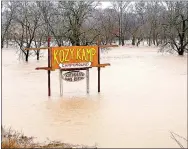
51,46,98,70
25,39,115,96
62,71,85,82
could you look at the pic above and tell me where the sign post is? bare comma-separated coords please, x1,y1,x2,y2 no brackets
86,69,89,93
59,70,63,96
97,40,100,92
27,44,113,96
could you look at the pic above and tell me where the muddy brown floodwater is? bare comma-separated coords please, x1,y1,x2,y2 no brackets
2,46,187,148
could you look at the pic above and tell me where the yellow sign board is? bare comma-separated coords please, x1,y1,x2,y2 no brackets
51,46,98,70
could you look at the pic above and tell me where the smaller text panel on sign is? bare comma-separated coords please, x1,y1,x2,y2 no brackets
51,46,98,70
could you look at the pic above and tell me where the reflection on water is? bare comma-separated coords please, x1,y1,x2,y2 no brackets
2,47,187,148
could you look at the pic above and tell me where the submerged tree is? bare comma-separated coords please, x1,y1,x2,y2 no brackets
160,1,188,55
58,1,97,46
2,0,188,57
1,1,16,49
9,2,44,61
112,1,130,46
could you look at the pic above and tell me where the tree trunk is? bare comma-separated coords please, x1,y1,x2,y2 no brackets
25,50,29,62
153,32,156,45
156,37,159,46
37,50,40,60
6,40,8,48
76,40,80,46
1,40,4,49
132,36,135,45
178,49,184,55
121,36,124,46
119,31,121,45
149,37,151,46
153,38,156,45
137,38,142,46
177,17,186,56
119,15,121,45
75,35,80,46
70,38,76,46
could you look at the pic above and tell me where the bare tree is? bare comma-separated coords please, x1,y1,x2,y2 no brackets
126,3,144,46
37,1,66,47
1,2,16,49
58,1,97,46
2,0,188,57
112,1,131,46
161,1,188,55
79,10,101,45
11,2,43,61
33,27,46,60
93,8,117,45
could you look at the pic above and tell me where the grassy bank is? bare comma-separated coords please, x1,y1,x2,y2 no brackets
1,127,97,148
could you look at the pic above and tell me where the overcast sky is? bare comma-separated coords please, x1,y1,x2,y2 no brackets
101,2,113,9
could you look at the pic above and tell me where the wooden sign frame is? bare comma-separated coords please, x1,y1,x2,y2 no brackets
25,38,117,96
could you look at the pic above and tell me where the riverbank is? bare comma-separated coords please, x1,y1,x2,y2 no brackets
2,127,96,148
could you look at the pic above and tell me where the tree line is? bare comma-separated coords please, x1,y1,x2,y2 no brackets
1,1,188,61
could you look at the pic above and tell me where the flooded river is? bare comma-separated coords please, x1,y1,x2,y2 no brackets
2,46,187,148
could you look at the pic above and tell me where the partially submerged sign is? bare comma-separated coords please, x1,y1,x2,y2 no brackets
51,46,98,70
26,41,114,96
62,71,85,82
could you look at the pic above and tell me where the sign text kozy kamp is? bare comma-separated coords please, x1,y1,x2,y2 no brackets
51,46,98,70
